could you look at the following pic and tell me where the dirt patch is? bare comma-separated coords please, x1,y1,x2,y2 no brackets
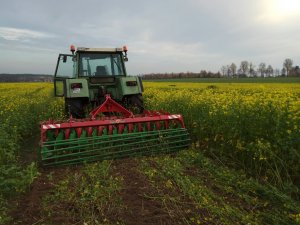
112,158,213,225
12,157,187,225
10,158,214,225
9,133,78,224
113,158,177,225
146,159,215,225
18,134,40,166
9,167,77,225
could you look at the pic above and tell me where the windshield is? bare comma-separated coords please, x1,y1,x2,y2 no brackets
79,53,125,76
55,54,76,78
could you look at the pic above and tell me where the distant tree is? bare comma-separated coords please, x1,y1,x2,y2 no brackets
289,66,300,77
295,66,300,77
266,65,274,77
283,58,293,76
258,62,266,77
220,66,227,77
239,61,249,76
295,66,300,76
274,68,280,77
200,70,208,77
230,63,237,76
281,67,287,76
237,68,243,77
249,62,256,77
226,65,232,77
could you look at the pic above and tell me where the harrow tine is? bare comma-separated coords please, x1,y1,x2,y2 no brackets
40,111,190,166
43,129,189,156
42,133,190,166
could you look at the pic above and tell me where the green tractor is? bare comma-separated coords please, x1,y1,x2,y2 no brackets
54,45,144,118
40,45,190,167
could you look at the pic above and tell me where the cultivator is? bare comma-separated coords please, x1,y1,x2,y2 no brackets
40,95,190,166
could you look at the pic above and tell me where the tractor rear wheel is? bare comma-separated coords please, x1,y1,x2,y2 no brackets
126,94,144,114
65,98,85,118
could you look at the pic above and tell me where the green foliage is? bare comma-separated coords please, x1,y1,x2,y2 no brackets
0,162,39,224
0,195,12,225
42,161,123,224
140,150,300,224
0,163,38,196
0,83,63,223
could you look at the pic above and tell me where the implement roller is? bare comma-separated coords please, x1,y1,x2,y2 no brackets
40,45,190,166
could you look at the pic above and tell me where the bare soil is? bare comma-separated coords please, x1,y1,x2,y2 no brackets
113,158,175,225
10,157,208,225
9,135,213,225
10,167,75,225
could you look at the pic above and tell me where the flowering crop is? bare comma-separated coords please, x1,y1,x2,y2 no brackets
0,83,64,164
0,82,64,223
0,81,299,202
144,82,300,190
0,81,299,223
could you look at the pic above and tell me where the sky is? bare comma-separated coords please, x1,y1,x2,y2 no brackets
0,0,299,75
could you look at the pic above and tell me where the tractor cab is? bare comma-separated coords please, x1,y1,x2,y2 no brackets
76,47,127,77
53,45,143,118
55,46,128,78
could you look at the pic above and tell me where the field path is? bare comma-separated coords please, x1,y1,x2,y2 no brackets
10,141,181,225
9,132,297,225
10,167,73,225
9,135,77,225
113,158,174,225
11,156,195,225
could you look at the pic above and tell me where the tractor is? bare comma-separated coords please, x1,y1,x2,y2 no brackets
54,45,144,118
40,45,190,167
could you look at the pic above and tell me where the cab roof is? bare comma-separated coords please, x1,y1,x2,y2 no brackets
76,47,123,53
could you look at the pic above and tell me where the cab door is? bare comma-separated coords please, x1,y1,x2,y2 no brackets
54,54,75,97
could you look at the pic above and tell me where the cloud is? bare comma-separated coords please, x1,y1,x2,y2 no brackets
0,0,299,74
0,27,52,41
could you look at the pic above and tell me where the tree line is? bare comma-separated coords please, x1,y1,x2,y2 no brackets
221,58,300,78
0,74,53,82
142,58,299,79
141,70,222,79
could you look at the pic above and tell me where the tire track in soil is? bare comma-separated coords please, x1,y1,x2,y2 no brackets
10,167,76,225
9,134,76,224
113,158,176,225
10,133,202,225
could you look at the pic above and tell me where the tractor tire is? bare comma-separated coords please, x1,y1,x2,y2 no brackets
126,94,144,114
65,98,85,118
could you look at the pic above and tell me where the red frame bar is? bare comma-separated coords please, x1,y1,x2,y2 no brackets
40,94,186,142
41,114,185,141
89,94,133,119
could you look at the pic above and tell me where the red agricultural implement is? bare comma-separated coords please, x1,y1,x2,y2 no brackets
39,46,189,166
40,95,190,166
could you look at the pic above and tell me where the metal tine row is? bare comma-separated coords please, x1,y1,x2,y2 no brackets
42,131,190,160
46,119,182,142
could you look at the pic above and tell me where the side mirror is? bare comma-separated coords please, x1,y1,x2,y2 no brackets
63,55,67,63
124,56,128,62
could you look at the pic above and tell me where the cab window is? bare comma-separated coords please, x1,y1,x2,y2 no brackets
79,53,125,76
